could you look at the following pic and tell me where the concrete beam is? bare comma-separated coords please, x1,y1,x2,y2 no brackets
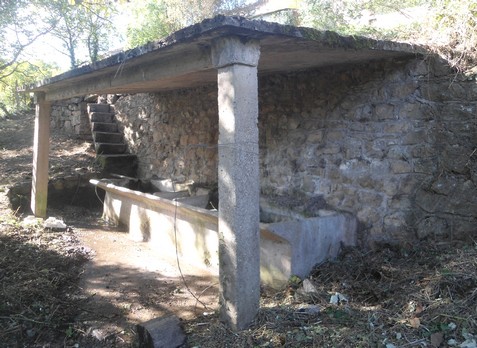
43,46,212,102
31,92,51,217
212,36,261,331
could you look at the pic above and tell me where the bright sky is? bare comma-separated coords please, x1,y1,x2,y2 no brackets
23,0,300,73
25,23,126,73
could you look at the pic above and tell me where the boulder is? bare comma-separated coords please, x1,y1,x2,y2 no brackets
136,315,186,348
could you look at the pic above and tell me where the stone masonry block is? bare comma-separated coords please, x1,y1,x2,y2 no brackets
387,146,410,160
397,103,423,119
443,146,473,174
356,207,381,225
417,216,449,239
388,81,418,99
402,130,427,145
136,315,186,348
399,174,426,195
390,160,412,174
411,144,434,158
413,158,438,174
374,103,395,120
356,175,382,190
383,122,410,133
326,130,346,142
357,190,384,207
389,195,412,210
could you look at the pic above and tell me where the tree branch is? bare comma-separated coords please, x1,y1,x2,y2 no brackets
0,24,56,74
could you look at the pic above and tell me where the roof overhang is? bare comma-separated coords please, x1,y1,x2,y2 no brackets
25,16,427,101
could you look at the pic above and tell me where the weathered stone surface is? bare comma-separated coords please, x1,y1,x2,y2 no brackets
136,315,186,348
416,216,448,239
96,154,138,177
390,160,412,174
44,217,67,231
84,94,98,103
114,90,219,182
7,182,31,213
51,97,91,139
416,176,477,219
295,279,320,301
91,55,477,245
451,217,477,238
8,174,102,213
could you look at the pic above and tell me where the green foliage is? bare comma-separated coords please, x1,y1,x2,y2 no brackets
305,0,428,35
288,274,302,287
124,0,267,48
324,307,351,322
0,61,56,118
125,0,231,47
126,1,179,47
0,1,52,73
74,1,117,63
43,1,85,68
0,0,117,117
429,0,477,68
41,0,116,69
303,0,477,69
65,325,74,338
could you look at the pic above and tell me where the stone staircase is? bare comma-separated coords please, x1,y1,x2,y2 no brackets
87,103,137,177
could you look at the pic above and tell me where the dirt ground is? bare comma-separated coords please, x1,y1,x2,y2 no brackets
0,112,218,347
1,111,477,348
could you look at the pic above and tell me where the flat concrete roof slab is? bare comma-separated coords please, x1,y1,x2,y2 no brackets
25,16,427,100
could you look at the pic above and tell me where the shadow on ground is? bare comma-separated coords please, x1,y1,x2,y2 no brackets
0,223,88,347
67,213,219,347
0,205,219,347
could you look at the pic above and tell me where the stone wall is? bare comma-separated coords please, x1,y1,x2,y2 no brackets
258,58,476,244
7,173,102,212
114,89,219,184
51,97,91,139
111,56,477,245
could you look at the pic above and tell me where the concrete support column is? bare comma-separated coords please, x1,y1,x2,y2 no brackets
211,36,261,331
31,92,51,218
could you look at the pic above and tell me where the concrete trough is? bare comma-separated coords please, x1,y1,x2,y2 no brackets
90,178,357,288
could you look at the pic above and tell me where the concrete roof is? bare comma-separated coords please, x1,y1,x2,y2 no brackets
26,16,426,101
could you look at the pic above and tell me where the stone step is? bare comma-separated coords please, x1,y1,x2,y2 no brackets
90,112,114,123
87,103,111,113
95,143,127,154
92,122,118,132
93,131,123,143
96,154,138,177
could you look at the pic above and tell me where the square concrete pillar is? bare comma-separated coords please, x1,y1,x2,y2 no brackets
212,36,261,331
31,92,51,217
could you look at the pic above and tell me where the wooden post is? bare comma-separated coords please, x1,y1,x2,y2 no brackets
31,92,51,218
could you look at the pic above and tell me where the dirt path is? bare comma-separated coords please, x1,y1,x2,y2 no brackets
71,216,218,345
0,113,218,346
